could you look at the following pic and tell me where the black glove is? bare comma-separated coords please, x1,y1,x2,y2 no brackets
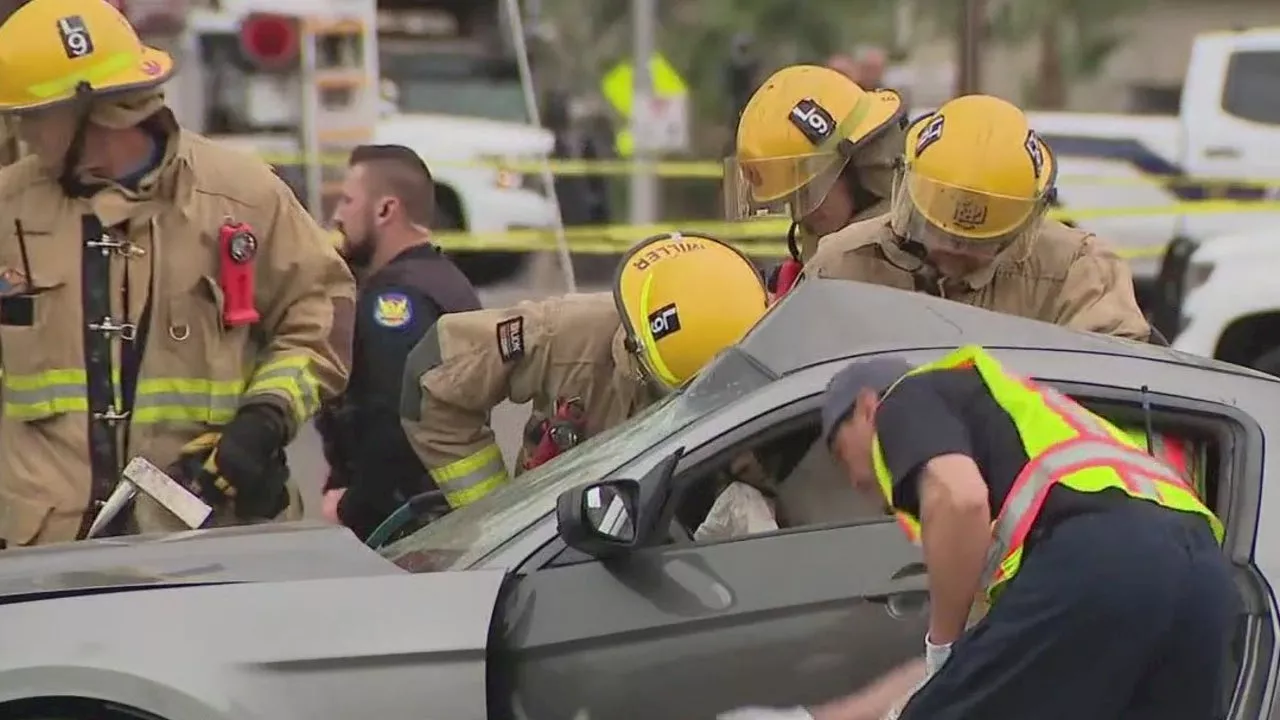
215,403,291,520
315,400,357,490
336,484,401,541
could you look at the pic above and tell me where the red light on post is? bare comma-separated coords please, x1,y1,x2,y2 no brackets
238,13,300,71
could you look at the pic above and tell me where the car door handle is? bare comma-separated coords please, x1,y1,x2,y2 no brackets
865,563,927,600
866,563,929,620
1204,145,1241,159
867,589,929,620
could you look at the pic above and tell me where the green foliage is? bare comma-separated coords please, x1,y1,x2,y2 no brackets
534,0,897,154
915,0,1150,103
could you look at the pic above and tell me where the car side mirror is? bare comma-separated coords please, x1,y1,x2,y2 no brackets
556,448,684,560
556,478,641,559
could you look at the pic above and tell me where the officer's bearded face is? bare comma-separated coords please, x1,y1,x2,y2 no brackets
332,168,379,269
339,212,377,270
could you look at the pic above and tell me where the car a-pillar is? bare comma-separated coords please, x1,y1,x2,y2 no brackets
1147,235,1199,341
438,184,529,287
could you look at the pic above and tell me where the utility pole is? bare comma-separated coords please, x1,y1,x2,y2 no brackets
956,0,985,95
628,0,659,225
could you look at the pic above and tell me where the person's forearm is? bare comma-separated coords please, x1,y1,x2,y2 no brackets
810,659,927,720
919,459,991,644
923,518,987,643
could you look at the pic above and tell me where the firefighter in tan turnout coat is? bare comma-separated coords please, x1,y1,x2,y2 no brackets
400,232,768,509
0,0,356,546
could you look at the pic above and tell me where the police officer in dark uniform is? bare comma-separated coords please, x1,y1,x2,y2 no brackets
320,144,481,540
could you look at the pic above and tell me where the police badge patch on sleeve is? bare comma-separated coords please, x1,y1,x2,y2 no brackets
496,316,525,362
373,292,412,328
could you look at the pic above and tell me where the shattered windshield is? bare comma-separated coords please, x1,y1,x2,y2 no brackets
380,347,774,573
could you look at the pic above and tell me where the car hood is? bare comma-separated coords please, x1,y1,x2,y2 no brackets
1188,231,1280,263
0,521,401,600
375,113,554,159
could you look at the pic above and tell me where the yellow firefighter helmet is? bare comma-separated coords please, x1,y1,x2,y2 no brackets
614,232,768,391
0,0,175,114
891,94,1058,258
726,65,906,222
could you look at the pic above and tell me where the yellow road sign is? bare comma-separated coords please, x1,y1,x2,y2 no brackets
601,54,688,117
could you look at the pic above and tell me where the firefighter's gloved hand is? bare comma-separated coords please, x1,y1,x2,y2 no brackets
170,431,226,505
925,634,952,676
213,404,291,519
718,706,812,720
521,397,587,471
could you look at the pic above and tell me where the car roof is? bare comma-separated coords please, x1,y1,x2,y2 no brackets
738,278,1275,382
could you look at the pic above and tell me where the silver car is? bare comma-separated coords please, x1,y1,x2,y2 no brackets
0,279,1274,720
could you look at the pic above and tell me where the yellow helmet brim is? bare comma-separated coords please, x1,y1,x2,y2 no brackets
842,89,906,153
1,46,175,115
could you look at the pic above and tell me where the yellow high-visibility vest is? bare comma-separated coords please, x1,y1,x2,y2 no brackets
873,345,1223,601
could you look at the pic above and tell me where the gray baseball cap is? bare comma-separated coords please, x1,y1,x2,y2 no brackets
821,357,915,447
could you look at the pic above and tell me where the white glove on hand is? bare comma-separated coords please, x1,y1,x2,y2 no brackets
718,706,814,720
924,635,953,677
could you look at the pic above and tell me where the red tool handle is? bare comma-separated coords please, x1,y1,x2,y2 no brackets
773,258,803,300
523,423,562,470
521,397,586,471
218,221,260,327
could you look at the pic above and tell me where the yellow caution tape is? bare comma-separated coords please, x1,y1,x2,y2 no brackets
256,150,1280,188
421,200,1280,258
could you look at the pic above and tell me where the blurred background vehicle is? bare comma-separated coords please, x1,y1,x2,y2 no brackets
75,0,1280,387
157,0,562,285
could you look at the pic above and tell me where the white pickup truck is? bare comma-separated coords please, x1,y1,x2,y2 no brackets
1022,28,1280,371
1027,28,1280,279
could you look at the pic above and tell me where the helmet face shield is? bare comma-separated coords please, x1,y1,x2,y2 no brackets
723,151,851,222
892,98,1060,263
728,84,897,223
890,163,1049,259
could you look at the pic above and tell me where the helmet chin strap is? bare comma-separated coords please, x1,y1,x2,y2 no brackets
621,334,669,398
57,82,104,198
785,222,801,262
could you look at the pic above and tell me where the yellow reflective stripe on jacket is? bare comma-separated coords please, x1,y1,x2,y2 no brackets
3,369,245,424
132,377,245,424
432,443,510,509
872,345,1223,601
4,368,90,418
244,355,321,426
